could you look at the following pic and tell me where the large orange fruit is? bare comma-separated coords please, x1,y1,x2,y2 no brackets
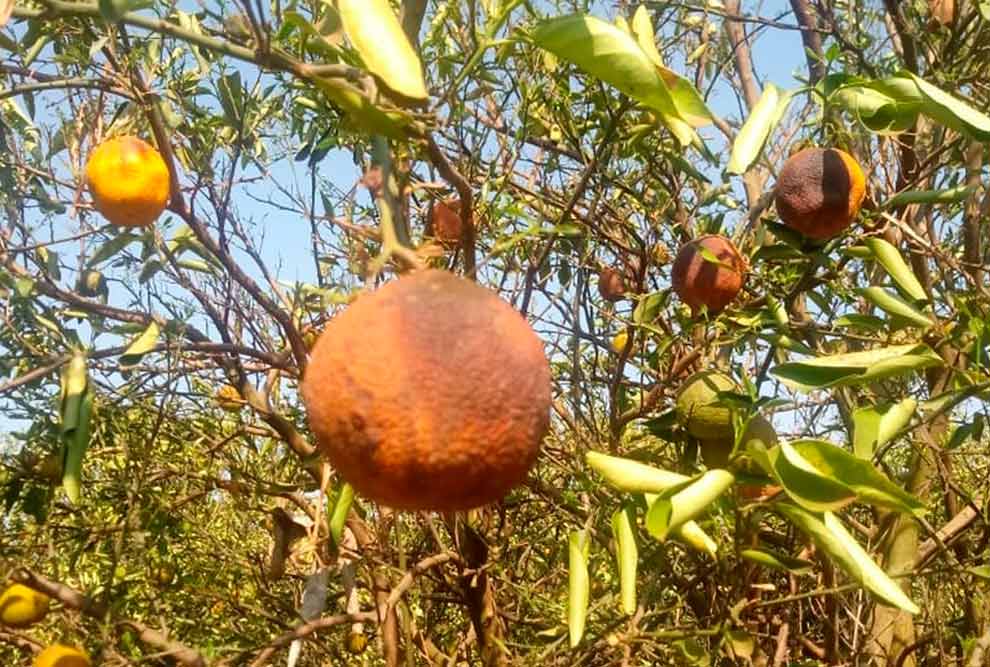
430,198,463,247
85,136,170,228
671,235,746,315
301,269,551,511
774,147,866,240
598,267,626,302
33,644,91,667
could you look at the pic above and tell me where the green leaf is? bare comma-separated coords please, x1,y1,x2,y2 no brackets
770,344,943,392
906,72,990,140
87,232,140,267
312,76,416,139
852,398,917,459
657,66,714,128
586,451,688,492
776,505,920,614
863,237,928,302
768,442,858,513
530,15,680,121
59,352,91,505
674,638,711,666
629,5,662,67
645,470,734,541
834,313,887,331
857,287,932,328
568,529,590,648
611,506,638,615
633,292,666,324
119,321,161,368
883,185,976,209
728,84,791,174
336,0,428,102
98,0,129,22
790,439,924,515
740,548,813,574
329,482,354,548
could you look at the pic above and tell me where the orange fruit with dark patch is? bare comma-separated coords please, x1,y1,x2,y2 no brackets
85,136,170,228
597,267,626,302
671,235,746,315
430,199,463,247
301,269,551,511
33,644,91,667
774,147,866,240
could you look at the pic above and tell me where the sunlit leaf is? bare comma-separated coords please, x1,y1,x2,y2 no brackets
611,506,638,615
857,287,932,328
770,344,942,392
852,398,917,458
336,0,428,102
728,84,792,174
741,548,813,574
863,237,928,302
568,529,590,648
645,470,733,541
776,505,920,614
119,321,161,368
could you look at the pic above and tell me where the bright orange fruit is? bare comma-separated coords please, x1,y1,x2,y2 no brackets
85,136,170,228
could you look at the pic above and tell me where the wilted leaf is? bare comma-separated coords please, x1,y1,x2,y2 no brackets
586,451,687,492
768,442,857,513
741,548,813,574
531,15,679,120
336,0,428,102
906,72,990,140
728,84,792,174
611,506,638,615
852,398,917,458
776,505,920,614
645,470,734,541
119,321,161,368
770,344,943,392
789,439,924,515
883,184,975,209
629,5,662,67
329,482,354,548
568,529,590,648
857,287,932,328
863,237,928,302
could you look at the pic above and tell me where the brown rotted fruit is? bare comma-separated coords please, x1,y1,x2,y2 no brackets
597,267,627,302
671,235,746,315
430,198,464,247
774,147,866,240
301,269,551,511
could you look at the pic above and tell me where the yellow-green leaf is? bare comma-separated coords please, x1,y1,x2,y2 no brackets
611,506,638,615
120,321,161,368
863,237,928,302
336,0,428,102
568,529,590,648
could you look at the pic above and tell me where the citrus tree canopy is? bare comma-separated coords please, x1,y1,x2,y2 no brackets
2,0,990,665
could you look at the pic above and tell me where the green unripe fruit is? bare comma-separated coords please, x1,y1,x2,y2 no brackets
698,414,778,469
675,371,737,440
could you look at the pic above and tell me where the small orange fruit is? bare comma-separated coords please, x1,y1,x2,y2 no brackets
85,136,170,228
301,269,551,511
598,267,626,302
430,198,464,247
33,644,91,667
0,583,50,628
671,235,746,315
774,147,866,240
